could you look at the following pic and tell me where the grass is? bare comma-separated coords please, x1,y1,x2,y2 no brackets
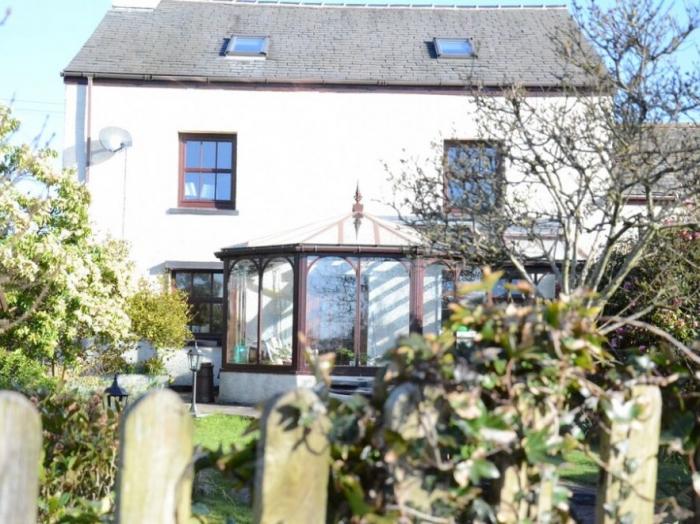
193,414,255,451
190,416,694,521
560,448,693,507
191,414,256,524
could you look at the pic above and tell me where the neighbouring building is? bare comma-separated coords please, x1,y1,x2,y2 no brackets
63,0,591,403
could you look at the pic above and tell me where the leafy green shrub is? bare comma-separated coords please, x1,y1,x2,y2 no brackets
606,230,699,350
127,278,191,350
0,349,56,393
66,374,168,400
87,278,191,375
316,273,609,522
606,231,700,491
213,271,613,521
35,390,120,523
139,355,167,376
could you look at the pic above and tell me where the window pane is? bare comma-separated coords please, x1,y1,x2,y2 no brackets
423,264,452,336
216,172,232,201
362,259,410,366
212,272,224,298
185,141,200,168
446,144,499,211
260,259,294,366
234,37,266,54
306,257,356,366
211,303,224,334
200,173,216,200
536,273,557,299
202,141,216,169
191,303,211,334
192,273,212,298
174,272,191,291
437,38,473,56
184,173,199,200
217,142,232,169
227,260,259,364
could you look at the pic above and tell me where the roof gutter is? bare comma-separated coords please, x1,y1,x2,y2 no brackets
62,70,597,91
215,243,423,259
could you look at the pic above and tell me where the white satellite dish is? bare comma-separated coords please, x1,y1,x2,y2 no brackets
98,127,133,153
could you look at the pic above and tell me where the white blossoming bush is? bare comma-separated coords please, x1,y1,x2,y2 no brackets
0,105,133,371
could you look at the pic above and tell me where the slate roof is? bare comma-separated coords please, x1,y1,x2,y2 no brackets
626,124,700,199
64,0,595,87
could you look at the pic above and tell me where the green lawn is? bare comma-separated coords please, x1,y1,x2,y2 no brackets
194,414,255,451
192,414,256,524
560,449,692,507
190,417,694,521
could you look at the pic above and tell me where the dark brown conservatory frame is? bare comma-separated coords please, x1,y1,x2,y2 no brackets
217,243,556,377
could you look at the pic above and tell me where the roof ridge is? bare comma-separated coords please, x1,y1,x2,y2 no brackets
172,0,568,10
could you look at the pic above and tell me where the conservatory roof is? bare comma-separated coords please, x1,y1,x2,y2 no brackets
218,189,423,256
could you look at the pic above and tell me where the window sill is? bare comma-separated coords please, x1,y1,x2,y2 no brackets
167,208,239,216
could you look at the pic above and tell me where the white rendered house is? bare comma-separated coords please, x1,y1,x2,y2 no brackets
63,0,590,403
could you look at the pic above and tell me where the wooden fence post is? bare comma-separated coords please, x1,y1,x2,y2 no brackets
384,383,444,514
497,403,559,524
0,391,42,524
595,385,662,524
254,388,330,524
115,389,193,524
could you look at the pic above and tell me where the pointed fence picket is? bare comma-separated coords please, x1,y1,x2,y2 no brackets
0,384,671,523
0,391,42,524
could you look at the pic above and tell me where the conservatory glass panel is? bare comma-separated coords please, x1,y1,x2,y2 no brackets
227,260,259,364
361,259,410,366
536,273,557,299
423,263,452,335
306,257,356,366
260,259,294,366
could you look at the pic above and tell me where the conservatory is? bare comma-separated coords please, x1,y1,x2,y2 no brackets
215,193,557,404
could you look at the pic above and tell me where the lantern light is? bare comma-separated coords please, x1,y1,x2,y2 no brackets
104,373,129,410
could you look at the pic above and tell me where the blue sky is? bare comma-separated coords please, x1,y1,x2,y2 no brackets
0,0,697,160
0,1,111,150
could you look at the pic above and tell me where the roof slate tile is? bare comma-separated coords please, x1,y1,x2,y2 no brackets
64,0,594,87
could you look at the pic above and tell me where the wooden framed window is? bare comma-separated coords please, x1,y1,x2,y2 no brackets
179,134,236,209
173,270,224,344
443,140,502,213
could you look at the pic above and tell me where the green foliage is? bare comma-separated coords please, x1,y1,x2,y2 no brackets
140,355,168,376
0,348,56,393
607,230,699,349
193,415,257,523
318,273,609,522
34,390,120,523
194,414,255,452
126,278,191,350
606,230,700,491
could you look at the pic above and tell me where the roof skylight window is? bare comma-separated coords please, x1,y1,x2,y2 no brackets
434,38,474,58
226,36,269,57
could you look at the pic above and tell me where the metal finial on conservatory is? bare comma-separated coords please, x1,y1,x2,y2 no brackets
352,183,364,236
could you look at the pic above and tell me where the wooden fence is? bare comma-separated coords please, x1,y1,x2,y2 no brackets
0,385,663,523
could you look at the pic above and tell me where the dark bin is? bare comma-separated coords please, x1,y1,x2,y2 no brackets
196,362,215,404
